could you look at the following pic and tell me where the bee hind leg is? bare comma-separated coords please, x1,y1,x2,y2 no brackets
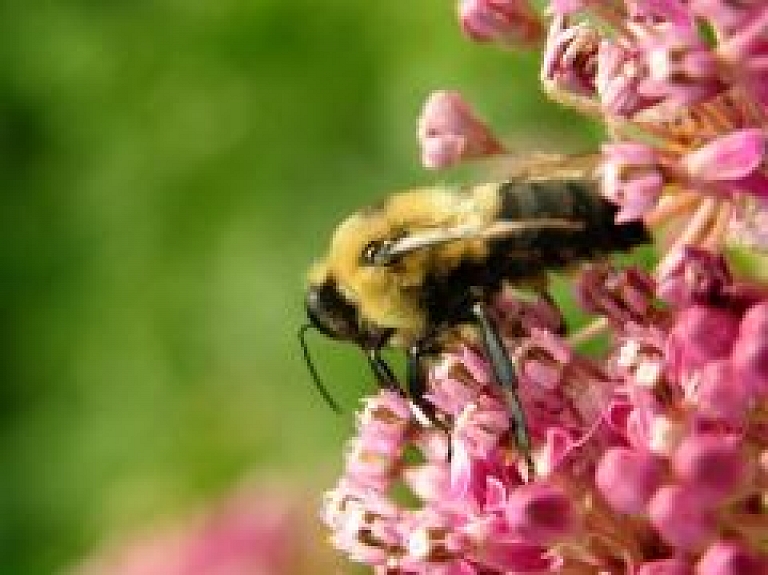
471,301,534,479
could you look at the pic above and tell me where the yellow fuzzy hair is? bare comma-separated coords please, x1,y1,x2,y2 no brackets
309,185,501,339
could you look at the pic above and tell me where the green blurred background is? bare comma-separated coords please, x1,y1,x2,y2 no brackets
0,1,599,573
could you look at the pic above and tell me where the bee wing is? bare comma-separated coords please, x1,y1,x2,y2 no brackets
490,152,600,181
375,219,584,264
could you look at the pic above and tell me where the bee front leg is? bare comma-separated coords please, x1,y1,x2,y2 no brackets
471,301,534,478
367,349,401,393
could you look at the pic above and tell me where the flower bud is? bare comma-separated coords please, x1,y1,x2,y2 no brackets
541,16,598,96
418,90,504,170
731,330,768,397
636,557,694,575
696,540,768,575
695,360,753,423
648,485,717,550
682,130,767,198
673,434,747,502
458,0,544,47
667,305,739,375
596,447,664,514
504,483,574,545
657,247,731,306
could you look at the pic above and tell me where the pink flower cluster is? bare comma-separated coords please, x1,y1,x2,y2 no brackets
324,250,768,573
324,1,768,573
421,0,768,259
74,485,338,575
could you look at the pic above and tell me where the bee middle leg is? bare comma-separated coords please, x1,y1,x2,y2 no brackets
471,301,534,476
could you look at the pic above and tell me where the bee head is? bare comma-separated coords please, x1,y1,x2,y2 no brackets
305,279,363,344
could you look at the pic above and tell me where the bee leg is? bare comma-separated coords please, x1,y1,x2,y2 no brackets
471,301,534,479
407,345,449,434
367,349,402,393
537,288,567,336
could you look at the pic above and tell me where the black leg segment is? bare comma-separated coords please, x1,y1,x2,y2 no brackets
367,349,401,392
471,302,533,472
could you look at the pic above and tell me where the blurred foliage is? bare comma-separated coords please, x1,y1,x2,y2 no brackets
0,1,599,573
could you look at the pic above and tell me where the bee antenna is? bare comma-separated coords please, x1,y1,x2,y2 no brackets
298,324,342,413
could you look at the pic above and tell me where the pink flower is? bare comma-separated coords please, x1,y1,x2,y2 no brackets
656,247,731,306
418,90,504,170
504,483,575,545
458,0,544,47
682,130,768,199
697,540,768,575
673,434,748,502
648,484,717,550
666,304,740,376
600,142,664,222
640,37,723,108
694,360,754,423
637,557,694,575
324,0,768,567
325,250,768,571
576,264,656,326
596,447,664,514
596,40,659,117
541,16,599,96
74,485,336,575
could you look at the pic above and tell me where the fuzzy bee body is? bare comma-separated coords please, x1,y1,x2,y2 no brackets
308,178,647,347
302,167,649,468
419,179,648,335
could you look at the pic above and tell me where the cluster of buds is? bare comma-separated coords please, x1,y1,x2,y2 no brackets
325,0,768,572
421,0,768,262
324,250,768,573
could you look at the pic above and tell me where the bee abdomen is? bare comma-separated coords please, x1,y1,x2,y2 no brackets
498,179,649,256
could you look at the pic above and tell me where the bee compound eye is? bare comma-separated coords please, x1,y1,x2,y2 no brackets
361,240,385,265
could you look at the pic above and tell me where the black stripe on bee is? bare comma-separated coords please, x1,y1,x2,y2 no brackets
421,179,649,329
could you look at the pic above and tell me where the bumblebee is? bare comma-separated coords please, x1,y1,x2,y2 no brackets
300,157,649,464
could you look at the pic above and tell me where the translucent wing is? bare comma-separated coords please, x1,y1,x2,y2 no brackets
369,218,584,265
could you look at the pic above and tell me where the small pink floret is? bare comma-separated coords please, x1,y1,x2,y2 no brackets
696,540,768,575
596,448,664,514
648,484,717,550
636,557,694,575
683,129,766,183
504,483,574,545
673,434,747,502
458,0,544,46
418,90,504,170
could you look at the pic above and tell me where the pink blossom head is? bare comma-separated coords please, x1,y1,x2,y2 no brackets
601,141,664,222
458,0,544,47
504,483,575,545
648,484,717,550
75,486,335,575
418,90,504,170
596,447,665,514
682,129,768,199
697,540,768,575
673,434,748,502
656,247,731,306
636,557,694,575
666,304,739,376
541,15,599,96
639,30,723,108
576,264,656,326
